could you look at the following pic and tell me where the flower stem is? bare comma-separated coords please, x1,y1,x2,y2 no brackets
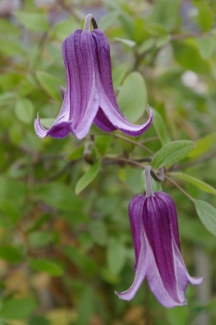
83,14,98,31
145,165,153,197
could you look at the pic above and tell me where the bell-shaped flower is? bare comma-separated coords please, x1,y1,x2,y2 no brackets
116,167,203,308
34,14,152,140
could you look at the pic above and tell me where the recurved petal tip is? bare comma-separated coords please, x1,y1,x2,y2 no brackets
188,274,204,286
34,113,48,138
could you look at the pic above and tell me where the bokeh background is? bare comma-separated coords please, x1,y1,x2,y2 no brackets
0,0,216,324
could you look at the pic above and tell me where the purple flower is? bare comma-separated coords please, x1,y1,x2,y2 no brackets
115,191,203,308
34,14,152,140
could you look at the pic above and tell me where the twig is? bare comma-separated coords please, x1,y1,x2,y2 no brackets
165,175,194,202
112,133,154,155
170,152,216,171
102,156,147,168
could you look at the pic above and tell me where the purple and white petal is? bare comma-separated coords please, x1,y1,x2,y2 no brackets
115,228,147,301
63,30,99,139
116,191,203,308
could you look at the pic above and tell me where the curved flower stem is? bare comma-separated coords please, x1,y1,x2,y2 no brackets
145,165,153,197
150,167,164,183
84,14,98,31
165,175,195,203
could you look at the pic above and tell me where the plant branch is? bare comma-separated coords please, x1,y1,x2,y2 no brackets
170,152,216,171
165,175,194,202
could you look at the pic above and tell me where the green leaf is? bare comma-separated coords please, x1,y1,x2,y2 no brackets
76,288,94,325
189,133,216,158
115,37,136,47
34,182,82,213
118,72,147,122
95,135,113,155
197,2,213,32
112,63,129,89
75,161,100,195
151,140,195,169
13,11,49,32
67,145,84,161
0,297,37,319
149,0,180,31
155,35,171,48
166,305,189,325
195,200,216,236
107,238,126,276
0,19,21,35
138,38,156,54
99,11,120,30
28,231,56,248
152,108,170,145
52,19,79,41
0,199,20,225
0,245,23,263
36,71,61,101
170,172,216,195
0,39,27,57
29,258,64,276
197,35,215,60
29,315,50,325
15,98,34,124
0,177,27,203
173,42,210,74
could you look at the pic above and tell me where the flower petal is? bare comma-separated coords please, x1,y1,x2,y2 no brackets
115,228,147,300
93,108,116,132
92,29,153,136
128,195,146,269
145,235,187,308
155,192,181,249
99,90,153,136
63,30,99,139
92,30,122,114
173,240,204,287
144,196,181,301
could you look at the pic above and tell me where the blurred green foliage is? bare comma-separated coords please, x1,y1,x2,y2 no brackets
0,0,216,324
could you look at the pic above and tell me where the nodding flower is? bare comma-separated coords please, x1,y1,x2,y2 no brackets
34,14,152,140
116,166,203,308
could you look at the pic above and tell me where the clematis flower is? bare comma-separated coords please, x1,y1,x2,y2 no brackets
34,14,152,140
116,167,203,308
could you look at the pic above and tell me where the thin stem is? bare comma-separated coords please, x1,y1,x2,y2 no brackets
165,175,195,202
145,165,153,197
171,32,203,41
103,156,146,168
141,136,159,143
170,152,216,171
83,14,98,31
113,133,154,155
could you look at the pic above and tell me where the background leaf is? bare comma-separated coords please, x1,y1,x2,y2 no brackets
118,72,147,122
151,141,195,169
29,259,64,276
0,298,37,319
75,161,100,195
36,71,62,101
15,98,34,124
195,200,216,236
13,11,49,31
170,172,216,195
152,108,170,144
